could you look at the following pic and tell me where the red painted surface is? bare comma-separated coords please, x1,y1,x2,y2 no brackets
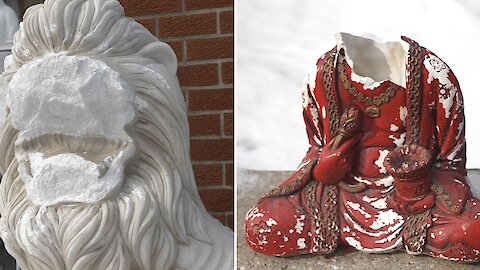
245,38,480,261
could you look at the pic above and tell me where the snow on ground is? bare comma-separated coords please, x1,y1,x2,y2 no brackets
237,0,480,171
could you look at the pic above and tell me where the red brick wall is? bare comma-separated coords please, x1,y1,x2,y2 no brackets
119,0,234,229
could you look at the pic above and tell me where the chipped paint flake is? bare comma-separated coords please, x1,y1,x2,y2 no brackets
346,201,372,218
376,175,394,187
362,196,376,203
345,237,363,249
295,215,306,234
446,142,463,162
297,238,306,249
389,132,406,147
371,198,388,210
374,149,389,174
424,54,457,118
309,106,320,131
370,209,403,230
246,207,264,220
455,120,464,141
266,218,277,227
321,106,326,119
362,195,388,209
399,106,407,125
353,176,372,185
390,124,399,132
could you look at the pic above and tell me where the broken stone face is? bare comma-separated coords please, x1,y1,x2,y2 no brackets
6,53,136,206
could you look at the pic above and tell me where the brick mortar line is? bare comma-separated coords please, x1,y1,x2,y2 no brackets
222,162,226,186
192,160,233,165
216,11,221,34
187,110,233,116
181,0,186,12
181,84,233,91
178,58,232,66
217,61,223,85
208,211,233,215
161,33,233,42
220,113,225,136
198,185,233,190
188,111,224,116
182,86,233,92
190,135,233,140
131,7,233,20
153,17,159,37
181,39,187,64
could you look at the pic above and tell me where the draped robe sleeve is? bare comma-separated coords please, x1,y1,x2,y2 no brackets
260,55,329,200
421,52,470,215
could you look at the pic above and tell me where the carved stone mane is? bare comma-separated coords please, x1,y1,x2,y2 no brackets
0,0,233,269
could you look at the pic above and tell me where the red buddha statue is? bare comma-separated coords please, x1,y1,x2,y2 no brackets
244,33,480,262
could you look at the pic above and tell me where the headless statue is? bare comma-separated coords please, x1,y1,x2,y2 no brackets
245,32,480,262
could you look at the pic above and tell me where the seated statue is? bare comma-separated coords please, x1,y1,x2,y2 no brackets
245,32,480,262
0,0,233,269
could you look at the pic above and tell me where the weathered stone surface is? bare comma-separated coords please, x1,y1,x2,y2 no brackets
0,1,233,269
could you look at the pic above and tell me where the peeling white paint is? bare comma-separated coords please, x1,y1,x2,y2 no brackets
343,213,384,237
310,107,320,131
346,201,372,218
321,106,326,119
266,218,278,227
246,207,264,220
390,124,399,132
345,236,363,249
388,132,406,147
371,198,388,210
353,176,373,185
376,175,394,187
344,216,402,252
374,149,389,174
399,106,407,125
370,209,403,230
456,120,464,141
297,238,306,249
296,159,311,170
295,215,306,234
362,196,376,203
351,71,383,90
314,135,323,147
283,235,288,242
424,54,457,119
447,142,463,162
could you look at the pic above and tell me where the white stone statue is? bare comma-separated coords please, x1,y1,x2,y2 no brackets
0,0,18,73
0,0,234,269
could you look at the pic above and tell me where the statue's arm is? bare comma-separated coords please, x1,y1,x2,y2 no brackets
431,65,469,214
301,69,324,163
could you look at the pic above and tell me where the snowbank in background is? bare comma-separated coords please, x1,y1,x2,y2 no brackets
238,0,480,171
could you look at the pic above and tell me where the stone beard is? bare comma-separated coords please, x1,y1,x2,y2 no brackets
0,0,233,269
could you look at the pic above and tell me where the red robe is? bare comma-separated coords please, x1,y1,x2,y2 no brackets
245,37,480,262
